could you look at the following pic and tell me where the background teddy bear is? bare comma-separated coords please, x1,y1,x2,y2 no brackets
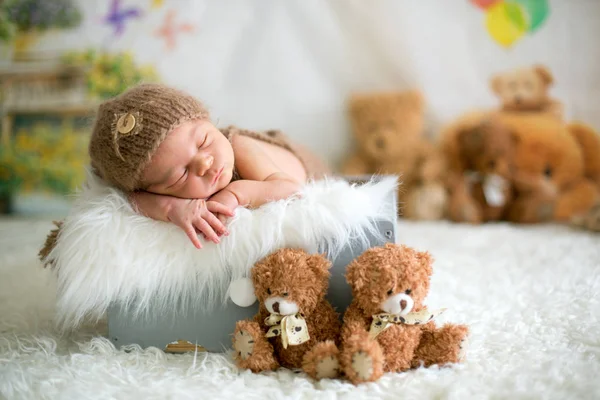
340,90,447,221
339,243,468,384
490,64,563,120
494,113,600,224
232,248,342,380
443,116,516,223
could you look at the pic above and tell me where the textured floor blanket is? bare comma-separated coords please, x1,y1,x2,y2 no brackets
1,219,599,400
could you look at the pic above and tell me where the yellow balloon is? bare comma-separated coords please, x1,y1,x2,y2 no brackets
485,2,526,48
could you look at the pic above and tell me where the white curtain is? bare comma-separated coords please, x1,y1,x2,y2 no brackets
41,0,600,168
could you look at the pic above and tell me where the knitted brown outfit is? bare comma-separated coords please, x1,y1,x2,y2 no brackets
39,83,330,265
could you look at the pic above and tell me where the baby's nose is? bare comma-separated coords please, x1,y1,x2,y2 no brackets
199,155,214,174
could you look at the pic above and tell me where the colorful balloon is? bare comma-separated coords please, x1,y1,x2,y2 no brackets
470,0,502,9
485,2,527,48
515,0,549,32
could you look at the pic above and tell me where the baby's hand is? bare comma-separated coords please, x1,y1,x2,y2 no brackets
208,189,240,225
166,197,234,249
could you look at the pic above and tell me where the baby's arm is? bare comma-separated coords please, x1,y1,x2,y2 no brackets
209,135,302,210
130,191,233,248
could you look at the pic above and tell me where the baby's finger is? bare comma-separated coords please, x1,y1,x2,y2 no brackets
205,211,229,236
207,201,235,217
194,218,220,244
183,224,202,249
217,213,229,228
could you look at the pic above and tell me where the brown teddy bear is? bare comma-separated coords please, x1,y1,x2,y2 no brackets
339,243,468,384
444,116,517,223
496,112,600,223
490,64,563,120
341,90,447,221
232,248,342,380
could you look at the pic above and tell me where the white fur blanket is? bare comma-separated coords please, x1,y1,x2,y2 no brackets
46,172,397,330
2,219,599,399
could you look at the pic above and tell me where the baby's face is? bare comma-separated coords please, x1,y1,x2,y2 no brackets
142,119,234,199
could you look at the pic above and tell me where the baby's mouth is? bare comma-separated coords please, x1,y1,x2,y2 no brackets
211,166,223,185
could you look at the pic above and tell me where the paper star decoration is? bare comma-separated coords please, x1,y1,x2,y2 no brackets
102,0,143,37
155,10,195,51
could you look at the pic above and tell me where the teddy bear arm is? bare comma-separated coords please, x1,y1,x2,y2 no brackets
417,141,447,183
544,100,564,121
340,153,372,176
310,302,342,344
341,305,370,341
411,322,469,369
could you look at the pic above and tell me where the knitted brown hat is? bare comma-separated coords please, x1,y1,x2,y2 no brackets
88,83,210,191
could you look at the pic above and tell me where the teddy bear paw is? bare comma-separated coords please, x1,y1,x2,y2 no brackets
233,329,255,360
316,355,340,379
351,351,374,382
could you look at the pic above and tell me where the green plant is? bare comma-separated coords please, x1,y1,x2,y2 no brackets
62,50,159,99
0,123,90,196
4,0,82,33
0,5,17,42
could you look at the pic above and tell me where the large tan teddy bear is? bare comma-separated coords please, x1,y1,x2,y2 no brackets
341,90,447,220
490,64,563,120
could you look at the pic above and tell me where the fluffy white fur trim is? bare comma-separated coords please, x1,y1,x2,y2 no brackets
48,172,398,329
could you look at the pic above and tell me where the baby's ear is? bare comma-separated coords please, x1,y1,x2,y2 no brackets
534,65,554,87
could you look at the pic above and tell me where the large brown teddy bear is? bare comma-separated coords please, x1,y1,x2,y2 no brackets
444,116,517,223
441,111,600,224
232,248,342,380
341,90,447,221
490,64,563,120
339,243,468,384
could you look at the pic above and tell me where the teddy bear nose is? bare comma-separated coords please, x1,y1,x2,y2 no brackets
375,137,386,149
515,95,522,104
273,302,280,313
400,300,407,310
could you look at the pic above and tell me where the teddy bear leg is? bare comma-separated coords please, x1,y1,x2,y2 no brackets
554,180,600,222
411,323,469,369
403,183,448,221
232,320,279,373
506,195,555,223
302,340,340,380
340,331,385,384
448,186,483,224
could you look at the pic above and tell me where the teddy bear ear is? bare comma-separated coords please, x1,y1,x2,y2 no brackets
490,74,503,95
416,250,433,277
345,259,366,293
401,90,425,112
348,94,368,116
458,126,483,154
307,253,332,277
534,65,554,86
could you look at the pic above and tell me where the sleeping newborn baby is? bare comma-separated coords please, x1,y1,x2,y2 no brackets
44,83,330,254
